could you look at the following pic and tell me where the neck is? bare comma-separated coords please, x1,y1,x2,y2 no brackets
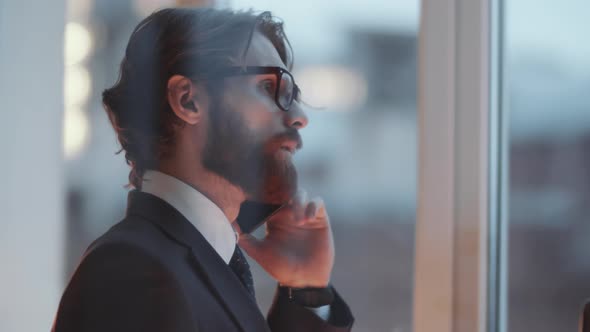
156,160,246,223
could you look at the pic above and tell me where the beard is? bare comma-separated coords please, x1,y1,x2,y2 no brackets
201,97,300,205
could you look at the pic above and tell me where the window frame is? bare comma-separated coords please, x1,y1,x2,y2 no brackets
413,0,507,331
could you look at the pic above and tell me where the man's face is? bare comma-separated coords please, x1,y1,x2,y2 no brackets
201,32,308,205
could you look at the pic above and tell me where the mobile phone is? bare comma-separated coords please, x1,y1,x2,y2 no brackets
236,201,286,234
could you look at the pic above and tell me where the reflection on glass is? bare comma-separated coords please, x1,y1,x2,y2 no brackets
63,1,419,331
506,1,590,331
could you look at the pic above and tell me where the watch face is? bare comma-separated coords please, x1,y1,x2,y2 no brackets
236,201,285,234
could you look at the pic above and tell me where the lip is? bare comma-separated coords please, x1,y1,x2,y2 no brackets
280,146,294,154
280,141,299,154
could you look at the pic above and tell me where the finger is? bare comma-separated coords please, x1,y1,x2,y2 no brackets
314,197,327,219
291,189,308,221
304,200,317,219
302,197,328,225
292,189,308,207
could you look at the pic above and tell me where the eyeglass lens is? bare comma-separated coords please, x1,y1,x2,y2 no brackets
278,71,295,110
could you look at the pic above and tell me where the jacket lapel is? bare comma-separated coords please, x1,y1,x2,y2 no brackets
126,190,270,332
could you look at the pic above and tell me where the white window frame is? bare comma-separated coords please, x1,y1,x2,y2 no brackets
413,0,508,331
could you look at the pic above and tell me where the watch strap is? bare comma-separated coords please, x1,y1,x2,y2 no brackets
278,284,335,308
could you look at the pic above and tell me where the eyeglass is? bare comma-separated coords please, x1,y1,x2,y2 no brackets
217,66,301,112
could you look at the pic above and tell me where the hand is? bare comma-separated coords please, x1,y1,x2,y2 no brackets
237,190,335,288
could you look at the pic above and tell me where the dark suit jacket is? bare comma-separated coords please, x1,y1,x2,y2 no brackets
582,302,590,332
52,190,354,332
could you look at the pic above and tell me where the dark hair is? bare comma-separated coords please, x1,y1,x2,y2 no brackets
102,7,293,189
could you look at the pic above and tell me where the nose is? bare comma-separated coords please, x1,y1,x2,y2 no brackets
284,103,309,130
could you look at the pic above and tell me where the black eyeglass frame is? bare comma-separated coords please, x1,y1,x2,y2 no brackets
217,66,301,112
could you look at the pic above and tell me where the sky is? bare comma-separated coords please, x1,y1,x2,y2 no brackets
507,0,590,141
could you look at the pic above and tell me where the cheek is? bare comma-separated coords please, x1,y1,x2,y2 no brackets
243,104,276,132
223,82,284,135
236,96,282,132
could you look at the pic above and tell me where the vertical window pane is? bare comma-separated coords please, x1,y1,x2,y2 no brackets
505,1,590,331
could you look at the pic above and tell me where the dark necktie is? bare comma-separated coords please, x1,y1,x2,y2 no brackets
228,245,256,299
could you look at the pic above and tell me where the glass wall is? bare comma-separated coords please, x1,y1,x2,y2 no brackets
62,1,419,331
504,1,590,330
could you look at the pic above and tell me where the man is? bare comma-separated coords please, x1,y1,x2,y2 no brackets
52,7,354,332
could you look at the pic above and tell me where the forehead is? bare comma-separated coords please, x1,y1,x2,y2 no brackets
241,31,287,69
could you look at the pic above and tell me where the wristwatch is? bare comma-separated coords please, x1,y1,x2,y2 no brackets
279,284,335,308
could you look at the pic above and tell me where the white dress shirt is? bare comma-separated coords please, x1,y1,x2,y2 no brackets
142,170,236,263
141,170,330,321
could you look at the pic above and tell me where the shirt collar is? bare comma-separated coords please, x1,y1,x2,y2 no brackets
141,170,236,264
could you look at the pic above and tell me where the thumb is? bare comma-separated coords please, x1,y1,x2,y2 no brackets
238,233,265,261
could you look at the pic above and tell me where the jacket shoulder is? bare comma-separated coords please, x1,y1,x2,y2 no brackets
79,214,189,270
53,217,198,332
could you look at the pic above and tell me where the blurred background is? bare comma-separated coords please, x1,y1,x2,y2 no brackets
505,1,590,331
1,0,590,331
57,0,418,331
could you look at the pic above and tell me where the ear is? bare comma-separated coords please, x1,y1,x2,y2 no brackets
167,75,204,125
